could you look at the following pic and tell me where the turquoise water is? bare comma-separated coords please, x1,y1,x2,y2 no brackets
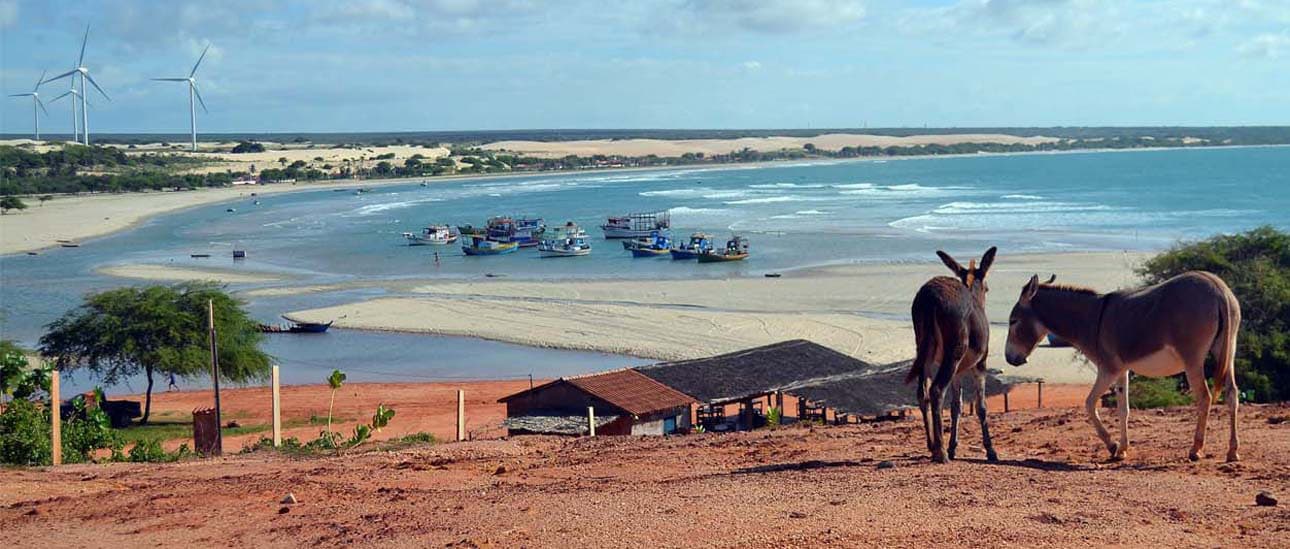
2,146,1287,393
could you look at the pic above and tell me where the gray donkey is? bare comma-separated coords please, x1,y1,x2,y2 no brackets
906,247,999,463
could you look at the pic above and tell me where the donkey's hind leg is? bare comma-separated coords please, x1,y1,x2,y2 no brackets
928,339,962,464
974,365,998,462
917,371,933,453
947,379,963,460
1184,364,1213,461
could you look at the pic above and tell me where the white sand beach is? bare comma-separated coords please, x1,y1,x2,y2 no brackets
282,252,1145,384
96,264,285,283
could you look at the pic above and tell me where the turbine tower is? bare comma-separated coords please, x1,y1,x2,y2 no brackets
153,45,210,152
7,70,49,140
50,87,85,143
45,26,110,145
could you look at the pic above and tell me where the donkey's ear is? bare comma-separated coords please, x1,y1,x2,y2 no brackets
936,250,965,276
978,246,998,277
1023,274,1040,299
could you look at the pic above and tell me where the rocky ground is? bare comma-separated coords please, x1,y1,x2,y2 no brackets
2,403,1287,548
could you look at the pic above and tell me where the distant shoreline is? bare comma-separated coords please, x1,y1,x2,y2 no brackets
3,142,1284,256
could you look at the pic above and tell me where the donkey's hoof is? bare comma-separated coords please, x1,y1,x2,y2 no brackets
947,448,957,461
932,450,949,464
1107,442,1120,460
1188,451,1203,462
986,450,999,462
1226,451,1241,463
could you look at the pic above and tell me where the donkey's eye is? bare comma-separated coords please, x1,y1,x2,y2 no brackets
1008,318,1018,325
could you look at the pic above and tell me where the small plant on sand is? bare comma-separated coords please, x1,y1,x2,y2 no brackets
325,369,346,435
372,403,395,432
766,406,782,428
1129,375,1193,409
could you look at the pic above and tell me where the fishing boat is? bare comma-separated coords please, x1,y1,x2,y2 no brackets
403,224,459,246
697,235,750,263
462,235,519,256
623,231,672,257
538,222,592,258
258,319,333,334
600,210,671,239
669,232,714,260
456,224,487,238
486,216,546,248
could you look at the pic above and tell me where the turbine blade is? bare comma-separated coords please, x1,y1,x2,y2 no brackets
192,83,208,113
35,69,47,91
51,91,72,103
37,96,49,116
191,44,210,77
84,72,110,101
9,93,35,97
43,70,77,84
79,26,90,66
152,77,189,81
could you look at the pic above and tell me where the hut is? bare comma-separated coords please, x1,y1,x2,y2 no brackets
499,368,696,436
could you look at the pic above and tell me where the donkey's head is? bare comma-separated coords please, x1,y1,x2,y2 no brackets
1005,274,1056,366
936,247,997,299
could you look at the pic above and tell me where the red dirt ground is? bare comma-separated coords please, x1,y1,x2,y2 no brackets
2,395,1286,548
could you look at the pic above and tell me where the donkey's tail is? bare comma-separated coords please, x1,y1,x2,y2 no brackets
1209,286,1242,404
905,314,937,385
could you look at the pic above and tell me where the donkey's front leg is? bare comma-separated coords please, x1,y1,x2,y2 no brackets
974,367,998,462
1115,370,1130,460
917,372,933,453
947,380,963,460
1086,369,1120,460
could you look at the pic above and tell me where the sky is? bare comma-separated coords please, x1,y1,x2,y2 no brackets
2,0,1289,134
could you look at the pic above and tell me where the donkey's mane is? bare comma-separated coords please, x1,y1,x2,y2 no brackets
1039,283,1099,296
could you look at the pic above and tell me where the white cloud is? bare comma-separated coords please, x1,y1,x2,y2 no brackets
1238,32,1290,58
662,0,866,35
741,60,762,71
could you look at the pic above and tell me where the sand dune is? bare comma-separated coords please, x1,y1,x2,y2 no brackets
483,133,1059,158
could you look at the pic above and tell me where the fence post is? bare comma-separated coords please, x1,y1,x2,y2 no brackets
1037,381,1044,409
587,406,596,437
51,370,61,466
271,365,281,447
1003,388,1010,413
456,389,465,442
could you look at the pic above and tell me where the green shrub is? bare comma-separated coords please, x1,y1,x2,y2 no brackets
128,438,168,463
1138,226,1290,402
0,400,51,466
1129,376,1193,409
766,406,782,428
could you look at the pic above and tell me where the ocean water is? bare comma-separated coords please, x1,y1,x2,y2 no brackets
2,146,1287,393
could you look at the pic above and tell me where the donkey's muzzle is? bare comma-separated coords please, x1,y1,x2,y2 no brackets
1005,352,1027,366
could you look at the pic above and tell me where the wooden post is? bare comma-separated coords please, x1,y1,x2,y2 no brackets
1003,388,1010,413
50,370,61,466
1037,381,1044,409
271,365,281,447
207,299,223,455
456,389,465,442
587,406,596,437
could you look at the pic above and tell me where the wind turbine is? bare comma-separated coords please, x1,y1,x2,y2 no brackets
7,70,49,140
44,26,110,145
50,87,85,142
153,45,210,152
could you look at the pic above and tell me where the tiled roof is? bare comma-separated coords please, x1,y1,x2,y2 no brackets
566,368,696,416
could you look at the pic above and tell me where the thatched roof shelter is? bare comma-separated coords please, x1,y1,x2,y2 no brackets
636,340,873,404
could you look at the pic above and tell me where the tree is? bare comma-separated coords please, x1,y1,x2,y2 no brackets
39,282,271,423
230,141,264,154
1137,226,1290,402
0,196,27,214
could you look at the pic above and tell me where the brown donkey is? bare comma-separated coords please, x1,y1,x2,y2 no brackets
1004,271,1242,462
907,247,999,463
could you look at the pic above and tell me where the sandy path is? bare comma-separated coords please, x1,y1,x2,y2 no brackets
3,403,1286,547
286,252,1143,384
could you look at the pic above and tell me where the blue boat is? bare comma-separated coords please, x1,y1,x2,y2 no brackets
462,235,519,256
486,216,546,248
624,231,672,257
669,232,714,260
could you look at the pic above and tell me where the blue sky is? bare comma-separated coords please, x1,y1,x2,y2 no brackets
2,0,1289,133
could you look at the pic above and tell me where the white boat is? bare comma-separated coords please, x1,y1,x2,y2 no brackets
403,224,459,246
600,211,670,239
538,222,592,257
